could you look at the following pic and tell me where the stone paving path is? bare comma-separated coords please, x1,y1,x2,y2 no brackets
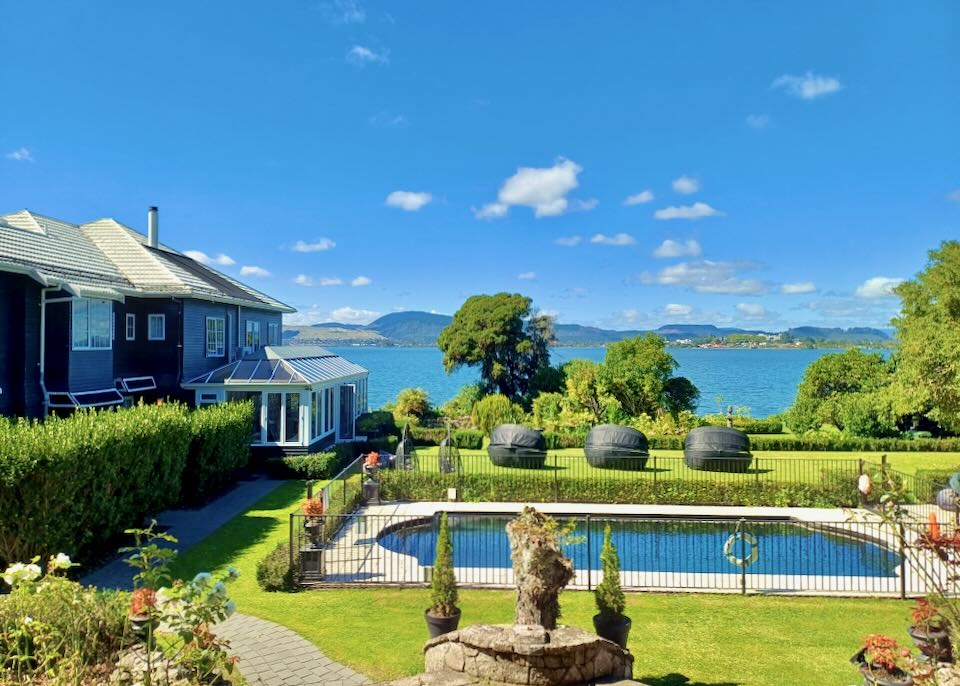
216,613,371,686
82,477,285,590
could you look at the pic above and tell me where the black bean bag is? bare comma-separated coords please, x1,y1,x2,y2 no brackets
488,424,547,469
684,426,752,473
584,424,649,470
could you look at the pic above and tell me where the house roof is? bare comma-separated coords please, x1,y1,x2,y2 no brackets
0,210,294,313
182,346,368,387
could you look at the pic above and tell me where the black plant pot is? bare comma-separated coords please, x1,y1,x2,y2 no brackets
859,665,913,686
907,624,952,663
593,613,631,649
425,608,461,639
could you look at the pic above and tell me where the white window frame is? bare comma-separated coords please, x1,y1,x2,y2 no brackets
245,320,261,351
148,314,166,341
125,313,136,341
206,317,225,357
71,299,113,351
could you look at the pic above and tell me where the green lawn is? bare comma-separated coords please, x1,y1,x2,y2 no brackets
170,480,916,685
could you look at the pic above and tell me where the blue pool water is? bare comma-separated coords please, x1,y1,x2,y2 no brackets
377,515,901,578
328,346,864,417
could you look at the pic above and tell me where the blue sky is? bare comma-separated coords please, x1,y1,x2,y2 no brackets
2,1,957,330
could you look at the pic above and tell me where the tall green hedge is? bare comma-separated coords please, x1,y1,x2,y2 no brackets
181,401,253,504
409,426,484,449
0,403,192,568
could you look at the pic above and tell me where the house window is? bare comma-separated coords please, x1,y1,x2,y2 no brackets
125,314,136,341
206,317,225,357
71,299,112,350
268,322,280,346
245,320,261,351
148,314,166,341
311,391,320,440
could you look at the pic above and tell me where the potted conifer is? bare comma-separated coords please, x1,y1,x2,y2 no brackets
593,524,631,649
425,512,461,638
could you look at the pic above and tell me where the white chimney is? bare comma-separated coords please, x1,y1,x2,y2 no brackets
147,206,159,248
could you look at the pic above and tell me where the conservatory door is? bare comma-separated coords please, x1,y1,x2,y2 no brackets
339,385,355,440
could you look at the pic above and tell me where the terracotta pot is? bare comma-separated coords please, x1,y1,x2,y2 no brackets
593,613,631,649
907,624,952,663
424,608,461,639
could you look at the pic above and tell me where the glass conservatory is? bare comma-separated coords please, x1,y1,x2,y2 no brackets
182,345,368,450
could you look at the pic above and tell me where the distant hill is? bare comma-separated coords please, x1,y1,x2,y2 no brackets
283,310,891,347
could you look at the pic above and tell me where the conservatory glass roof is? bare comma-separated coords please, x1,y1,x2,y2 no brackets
183,346,367,386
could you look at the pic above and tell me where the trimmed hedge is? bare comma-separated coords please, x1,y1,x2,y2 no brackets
356,411,397,438
0,403,192,568
267,452,339,480
408,426,484,449
181,401,253,504
378,471,859,508
540,431,960,453
703,415,784,434
257,541,299,592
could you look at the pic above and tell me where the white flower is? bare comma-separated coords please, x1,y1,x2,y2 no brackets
3,562,42,588
23,616,33,625
224,600,236,617
50,553,73,571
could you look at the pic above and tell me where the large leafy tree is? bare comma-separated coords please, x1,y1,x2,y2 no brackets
786,349,893,433
563,359,609,423
438,293,554,400
596,334,697,418
893,241,960,433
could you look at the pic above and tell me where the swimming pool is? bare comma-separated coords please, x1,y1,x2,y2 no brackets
377,514,901,578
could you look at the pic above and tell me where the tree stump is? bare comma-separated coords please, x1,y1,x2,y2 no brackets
506,506,574,630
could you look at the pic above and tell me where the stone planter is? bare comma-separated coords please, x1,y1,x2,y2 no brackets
593,613,631,649
859,664,913,686
907,624,952,663
425,608,461,639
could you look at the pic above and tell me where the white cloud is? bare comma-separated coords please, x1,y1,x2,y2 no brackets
386,191,432,211
664,303,693,317
184,250,235,266
5,147,33,162
292,238,336,253
517,271,536,281
329,306,381,324
573,198,599,212
946,189,960,203
771,72,842,100
653,239,702,259
294,274,314,287
368,112,407,127
591,232,636,246
672,175,700,195
736,303,767,319
351,275,372,287
624,190,654,206
746,114,770,129
473,202,509,219
781,282,816,295
642,260,767,295
856,276,904,299
319,277,343,286
323,0,365,24
347,45,388,65
479,158,586,219
654,202,724,220
555,235,582,247
239,265,271,278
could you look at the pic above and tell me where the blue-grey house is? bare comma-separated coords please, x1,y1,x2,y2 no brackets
0,207,368,451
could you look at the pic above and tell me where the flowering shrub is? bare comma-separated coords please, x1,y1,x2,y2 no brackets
303,498,325,517
911,598,947,632
857,634,930,681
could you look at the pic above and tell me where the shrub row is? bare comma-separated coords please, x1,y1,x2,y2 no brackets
702,415,785,434
0,402,252,568
265,436,399,481
378,471,860,508
408,426,485,449
538,431,960,453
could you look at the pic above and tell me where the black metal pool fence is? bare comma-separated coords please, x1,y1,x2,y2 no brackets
291,512,953,597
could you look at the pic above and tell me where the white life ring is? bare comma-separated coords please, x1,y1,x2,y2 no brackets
724,532,759,567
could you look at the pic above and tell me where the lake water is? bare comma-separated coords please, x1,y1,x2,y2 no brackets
328,346,847,418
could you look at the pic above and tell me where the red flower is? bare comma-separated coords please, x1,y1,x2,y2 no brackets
303,498,324,517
